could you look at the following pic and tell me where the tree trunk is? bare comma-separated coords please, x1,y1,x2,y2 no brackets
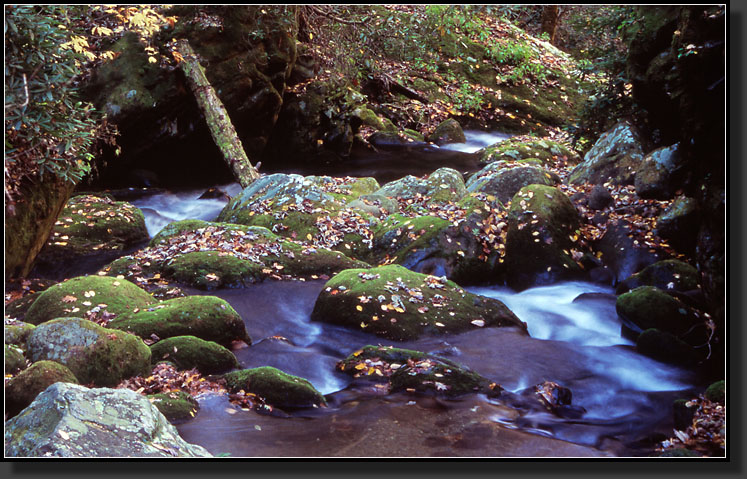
175,40,260,188
541,5,561,44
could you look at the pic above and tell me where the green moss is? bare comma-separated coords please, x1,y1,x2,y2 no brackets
616,259,700,295
163,251,265,289
149,220,278,247
5,344,27,375
147,391,200,424
108,295,251,346
311,264,524,340
705,380,725,403
150,335,239,374
222,366,326,409
26,318,151,387
635,328,700,366
5,321,36,347
4,360,79,418
390,359,488,397
616,286,704,340
477,137,580,166
24,275,156,326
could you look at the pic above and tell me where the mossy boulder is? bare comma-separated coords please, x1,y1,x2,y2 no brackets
108,295,251,347
615,259,700,295
476,137,580,166
222,366,326,409
147,390,200,424
503,185,584,290
150,335,239,374
5,360,79,418
634,143,685,200
466,161,559,205
26,318,151,387
5,344,27,375
616,286,707,344
374,167,467,205
4,382,212,457
705,380,725,404
35,194,148,266
106,220,369,289
4,320,36,348
24,275,156,326
5,292,45,323
310,265,525,340
426,118,466,145
568,121,646,185
338,345,491,397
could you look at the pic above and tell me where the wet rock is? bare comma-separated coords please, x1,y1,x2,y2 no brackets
147,390,200,424
4,382,212,457
108,295,252,347
198,187,231,201
655,196,700,256
32,195,149,280
588,184,614,210
476,137,580,166
24,275,156,326
567,121,646,185
466,162,559,206
635,328,702,366
616,286,709,347
311,264,525,340
427,118,466,145
26,318,151,387
615,259,700,295
150,335,239,374
503,185,585,290
375,167,467,205
222,366,326,409
5,360,79,418
592,219,664,284
634,143,685,199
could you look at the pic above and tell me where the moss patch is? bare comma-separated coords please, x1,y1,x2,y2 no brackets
150,335,239,374
222,366,326,409
147,391,200,424
4,360,79,418
311,264,525,340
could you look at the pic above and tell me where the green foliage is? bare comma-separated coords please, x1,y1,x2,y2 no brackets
4,5,112,192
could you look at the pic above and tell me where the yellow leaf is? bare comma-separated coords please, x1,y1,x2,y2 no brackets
148,56,158,64
356,305,363,312
355,363,367,370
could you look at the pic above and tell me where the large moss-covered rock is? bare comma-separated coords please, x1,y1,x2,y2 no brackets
704,380,725,404
635,328,702,366
5,382,212,457
147,390,200,424
108,295,251,346
338,345,492,397
33,195,148,279
311,265,525,340
503,185,584,290
477,137,580,166
5,344,27,375
26,318,151,387
426,118,466,145
616,286,707,344
106,220,369,289
150,335,239,374
222,366,326,409
374,167,467,205
567,121,646,185
24,275,156,326
466,162,559,205
5,360,79,418
615,259,700,295
4,320,36,347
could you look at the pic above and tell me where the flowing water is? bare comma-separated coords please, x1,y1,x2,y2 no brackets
109,131,698,457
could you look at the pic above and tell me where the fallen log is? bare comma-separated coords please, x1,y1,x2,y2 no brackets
175,40,260,188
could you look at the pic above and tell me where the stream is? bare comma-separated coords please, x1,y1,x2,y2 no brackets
121,131,697,457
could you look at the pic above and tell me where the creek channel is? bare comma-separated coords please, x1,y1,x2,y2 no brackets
122,131,698,457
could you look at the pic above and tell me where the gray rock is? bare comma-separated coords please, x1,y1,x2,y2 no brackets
4,382,212,457
467,163,558,205
588,184,614,210
634,143,684,199
568,121,646,185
